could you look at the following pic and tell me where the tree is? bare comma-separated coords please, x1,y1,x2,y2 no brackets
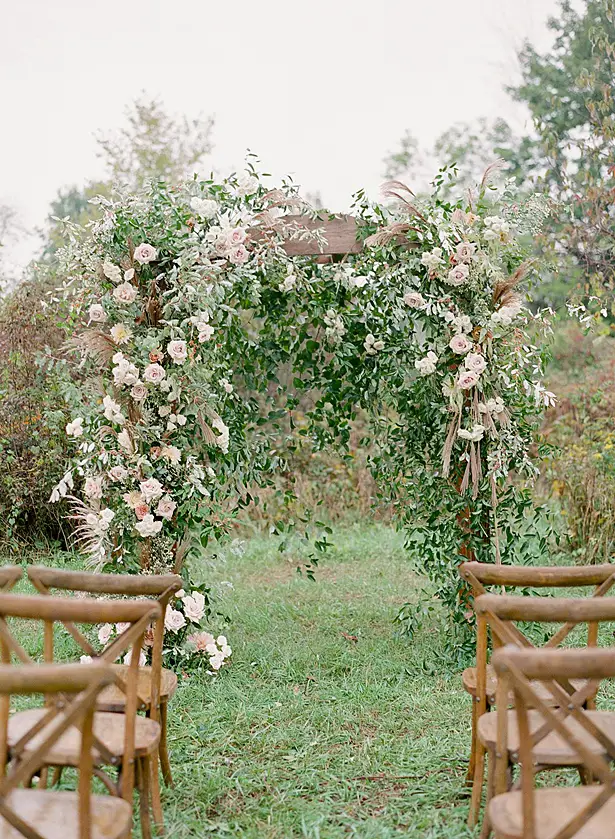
43,96,215,258
511,0,615,308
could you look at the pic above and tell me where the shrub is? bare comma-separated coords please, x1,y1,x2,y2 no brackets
543,324,615,563
0,275,70,548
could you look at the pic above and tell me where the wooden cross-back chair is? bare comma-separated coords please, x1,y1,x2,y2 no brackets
459,561,615,827
490,645,615,839
26,566,183,789
474,594,615,839
0,592,162,839
0,661,131,839
0,568,23,594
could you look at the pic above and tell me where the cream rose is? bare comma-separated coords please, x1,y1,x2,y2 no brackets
167,340,187,365
108,465,128,483
89,304,107,323
133,243,158,264
182,592,206,623
449,334,472,355
139,478,164,503
135,513,163,538
130,381,147,401
227,244,249,265
113,282,138,304
465,353,487,375
446,264,470,286
164,607,186,633
403,291,426,309
143,363,166,384
156,495,176,520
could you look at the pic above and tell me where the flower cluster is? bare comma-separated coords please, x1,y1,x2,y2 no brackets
51,170,313,572
163,589,231,672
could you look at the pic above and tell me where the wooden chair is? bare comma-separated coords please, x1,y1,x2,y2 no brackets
0,592,162,838
489,645,615,839
0,661,131,839
0,568,23,593
26,567,183,788
475,594,615,838
459,560,615,826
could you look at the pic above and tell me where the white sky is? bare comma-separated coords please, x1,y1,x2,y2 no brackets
1,0,561,271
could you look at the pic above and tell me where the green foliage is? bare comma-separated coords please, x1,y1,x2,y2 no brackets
543,323,615,563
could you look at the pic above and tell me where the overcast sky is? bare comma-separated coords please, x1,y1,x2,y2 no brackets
1,0,562,270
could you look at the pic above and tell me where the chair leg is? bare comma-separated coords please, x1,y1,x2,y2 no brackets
137,758,152,839
466,699,477,786
468,739,486,828
159,700,173,788
148,752,164,836
578,765,595,785
479,749,495,839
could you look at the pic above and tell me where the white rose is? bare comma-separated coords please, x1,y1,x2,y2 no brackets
133,243,158,264
235,174,259,196
190,197,218,219
89,304,107,323
420,247,444,271
465,353,487,375
135,513,163,538
449,334,472,355
66,417,84,437
182,592,206,623
212,417,230,454
164,606,186,633
220,378,233,394
123,649,147,667
103,260,123,283
415,351,439,376
458,424,486,443
143,363,166,384
403,291,426,309
103,395,123,422
113,282,138,305
167,340,188,365
198,323,214,342
446,264,470,286
452,315,473,333
139,478,164,503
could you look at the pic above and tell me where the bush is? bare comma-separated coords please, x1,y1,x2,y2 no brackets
0,276,71,549
543,324,615,563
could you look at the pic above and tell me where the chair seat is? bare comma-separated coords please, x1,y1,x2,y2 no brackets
8,709,160,765
489,786,615,839
462,666,593,707
479,708,615,766
97,665,178,712
0,789,131,839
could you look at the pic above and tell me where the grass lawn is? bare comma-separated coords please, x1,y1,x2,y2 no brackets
161,524,474,838
0,524,476,837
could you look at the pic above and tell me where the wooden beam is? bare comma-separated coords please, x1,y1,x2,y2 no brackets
280,215,363,256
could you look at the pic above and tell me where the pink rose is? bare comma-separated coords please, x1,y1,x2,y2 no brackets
227,244,249,265
131,381,147,401
446,264,470,286
108,465,128,483
449,334,472,355
455,242,476,263
134,502,150,521
143,363,166,384
227,228,247,246
458,370,480,390
164,607,186,633
84,476,103,499
465,353,487,375
403,291,426,309
133,243,158,264
187,631,215,652
156,495,177,520
167,339,187,364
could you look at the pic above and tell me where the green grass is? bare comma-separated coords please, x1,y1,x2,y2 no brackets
161,525,474,838
0,525,477,836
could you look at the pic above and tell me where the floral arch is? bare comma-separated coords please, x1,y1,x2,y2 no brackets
50,164,552,652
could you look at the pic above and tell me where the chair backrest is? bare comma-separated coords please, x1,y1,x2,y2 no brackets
491,645,615,839
0,662,115,839
461,562,615,709
0,567,22,592
0,592,161,806
27,567,182,717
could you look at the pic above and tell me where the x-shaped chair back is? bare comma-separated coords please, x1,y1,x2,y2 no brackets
0,592,161,804
27,567,182,720
461,562,615,710
0,662,115,839
0,568,23,594
492,645,615,839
